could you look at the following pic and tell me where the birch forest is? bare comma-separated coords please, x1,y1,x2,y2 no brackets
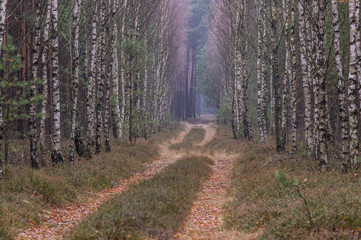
1,0,361,239
0,0,186,169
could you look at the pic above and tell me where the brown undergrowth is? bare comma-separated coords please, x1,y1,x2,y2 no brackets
0,123,182,239
224,134,361,239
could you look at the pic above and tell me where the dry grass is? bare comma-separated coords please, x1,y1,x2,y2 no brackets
147,122,183,146
202,125,243,154
169,127,206,150
0,124,182,239
224,138,361,239
68,156,213,240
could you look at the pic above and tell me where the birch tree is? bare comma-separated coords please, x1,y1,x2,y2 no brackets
86,0,98,158
0,0,7,51
331,0,349,170
298,0,313,156
95,0,107,154
39,0,51,165
29,0,41,169
110,0,121,140
69,0,83,163
348,0,359,168
51,0,63,164
289,0,297,152
256,0,267,142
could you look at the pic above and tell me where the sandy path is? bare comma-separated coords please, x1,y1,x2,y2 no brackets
19,119,239,240
17,125,191,240
174,118,240,239
173,152,240,240
198,123,216,147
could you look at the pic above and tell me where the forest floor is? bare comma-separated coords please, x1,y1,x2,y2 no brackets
8,116,361,239
17,125,189,240
16,115,245,240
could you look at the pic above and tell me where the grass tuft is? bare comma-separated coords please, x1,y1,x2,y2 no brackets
69,156,213,240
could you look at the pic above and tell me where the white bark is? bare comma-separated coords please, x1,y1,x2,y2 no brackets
69,0,82,162
348,0,359,168
40,0,51,165
0,0,7,51
86,0,98,158
30,0,41,169
51,0,63,164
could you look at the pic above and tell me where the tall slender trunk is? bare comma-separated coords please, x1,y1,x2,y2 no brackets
332,0,349,170
51,0,63,164
119,0,128,138
256,1,266,142
110,0,121,140
311,1,321,160
40,0,51,165
69,0,82,162
299,0,313,156
271,0,285,152
95,0,107,154
143,36,149,138
242,24,253,141
305,4,315,154
0,0,6,170
289,0,297,152
316,0,328,166
86,0,98,158
103,0,113,152
0,0,7,51
261,25,268,138
235,19,242,138
282,0,290,147
348,0,360,168
30,0,41,169
355,0,361,109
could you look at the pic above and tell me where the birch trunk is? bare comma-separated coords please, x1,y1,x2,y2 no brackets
110,0,121,140
103,0,113,152
348,0,359,168
51,0,63,164
315,0,328,166
30,0,41,169
299,0,313,155
310,1,320,159
119,0,128,138
271,0,285,152
95,0,107,154
142,36,149,138
86,0,98,158
256,1,266,142
242,36,253,141
356,0,361,117
0,0,7,51
289,0,297,152
282,0,290,147
40,0,51,165
69,0,82,162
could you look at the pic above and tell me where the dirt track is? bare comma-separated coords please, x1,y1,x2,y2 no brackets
19,115,239,240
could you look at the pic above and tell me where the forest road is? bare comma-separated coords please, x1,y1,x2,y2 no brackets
17,124,192,240
174,119,244,240
18,118,243,240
